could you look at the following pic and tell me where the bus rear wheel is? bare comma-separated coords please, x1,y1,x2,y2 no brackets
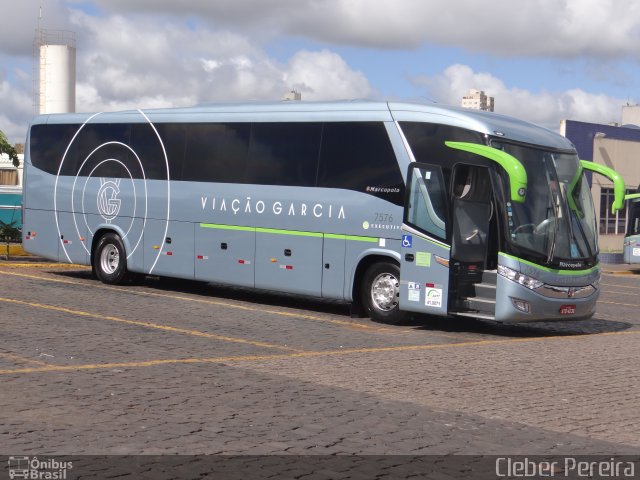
361,261,407,325
93,232,129,285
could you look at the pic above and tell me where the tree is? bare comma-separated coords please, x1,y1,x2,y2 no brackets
0,220,20,259
0,130,19,168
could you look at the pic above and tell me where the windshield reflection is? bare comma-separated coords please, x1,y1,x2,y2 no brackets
493,142,597,265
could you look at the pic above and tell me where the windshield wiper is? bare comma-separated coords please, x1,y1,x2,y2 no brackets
562,183,594,259
543,157,559,264
546,215,559,264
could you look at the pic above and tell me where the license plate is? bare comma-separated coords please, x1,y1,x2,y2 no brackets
560,304,576,315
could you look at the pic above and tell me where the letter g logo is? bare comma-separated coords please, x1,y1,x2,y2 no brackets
97,178,122,223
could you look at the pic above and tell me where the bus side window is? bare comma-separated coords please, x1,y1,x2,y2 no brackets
29,124,80,176
182,123,250,184
317,122,405,206
131,123,182,180
630,201,640,236
247,123,321,187
74,123,133,178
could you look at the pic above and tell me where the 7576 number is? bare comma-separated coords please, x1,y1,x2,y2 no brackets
374,213,394,223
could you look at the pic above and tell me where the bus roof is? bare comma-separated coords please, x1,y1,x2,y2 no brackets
32,100,574,151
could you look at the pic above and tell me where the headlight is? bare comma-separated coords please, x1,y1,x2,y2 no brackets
497,265,544,290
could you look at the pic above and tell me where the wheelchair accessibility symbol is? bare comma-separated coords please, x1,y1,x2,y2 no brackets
402,234,413,248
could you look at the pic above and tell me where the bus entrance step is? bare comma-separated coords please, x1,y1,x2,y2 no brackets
482,269,497,284
473,281,496,298
458,296,496,315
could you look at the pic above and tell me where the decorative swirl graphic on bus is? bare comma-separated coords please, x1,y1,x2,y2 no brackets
97,178,121,223
53,110,171,274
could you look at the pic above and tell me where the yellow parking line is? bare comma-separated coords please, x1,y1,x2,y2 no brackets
0,351,51,367
0,297,301,352
0,269,401,333
600,282,640,290
598,300,640,308
0,354,285,375
598,290,638,297
2,329,638,376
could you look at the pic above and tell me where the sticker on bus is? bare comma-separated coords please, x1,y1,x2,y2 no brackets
407,282,420,302
425,287,443,308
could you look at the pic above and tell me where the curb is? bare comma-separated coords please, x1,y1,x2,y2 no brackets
0,256,49,263
1,244,29,257
0,244,51,262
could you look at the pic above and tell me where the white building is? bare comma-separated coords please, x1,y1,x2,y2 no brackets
461,89,494,112
622,105,640,127
0,153,24,186
282,90,302,101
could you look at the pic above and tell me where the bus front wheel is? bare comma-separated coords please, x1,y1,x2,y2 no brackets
93,232,129,284
361,261,407,325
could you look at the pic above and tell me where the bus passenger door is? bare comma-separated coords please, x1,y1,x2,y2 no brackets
400,164,450,316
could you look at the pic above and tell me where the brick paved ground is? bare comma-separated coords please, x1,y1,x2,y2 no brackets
0,262,639,477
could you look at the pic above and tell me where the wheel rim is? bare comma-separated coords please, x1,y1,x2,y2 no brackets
100,243,120,275
370,272,399,311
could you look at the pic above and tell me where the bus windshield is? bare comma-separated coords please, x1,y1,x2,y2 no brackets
493,142,598,264
628,199,640,236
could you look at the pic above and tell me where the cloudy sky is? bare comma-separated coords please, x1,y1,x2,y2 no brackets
1,0,639,143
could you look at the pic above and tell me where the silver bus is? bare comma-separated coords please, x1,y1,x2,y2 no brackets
22,101,624,324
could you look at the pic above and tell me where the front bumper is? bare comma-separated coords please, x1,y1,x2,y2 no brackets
494,273,599,323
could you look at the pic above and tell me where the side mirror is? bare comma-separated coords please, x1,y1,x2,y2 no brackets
445,142,527,203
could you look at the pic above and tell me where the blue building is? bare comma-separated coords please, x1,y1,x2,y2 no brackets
562,112,640,251
0,153,23,229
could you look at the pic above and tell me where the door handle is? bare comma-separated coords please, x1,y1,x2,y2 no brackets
405,253,415,262
465,229,479,241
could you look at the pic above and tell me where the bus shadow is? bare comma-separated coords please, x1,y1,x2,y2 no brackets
407,314,633,338
54,270,633,338
55,270,353,317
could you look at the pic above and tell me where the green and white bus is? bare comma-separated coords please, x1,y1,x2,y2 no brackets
22,101,624,324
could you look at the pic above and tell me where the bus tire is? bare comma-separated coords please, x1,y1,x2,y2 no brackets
361,261,407,325
93,232,129,285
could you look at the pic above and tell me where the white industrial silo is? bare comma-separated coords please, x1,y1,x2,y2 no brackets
35,29,76,114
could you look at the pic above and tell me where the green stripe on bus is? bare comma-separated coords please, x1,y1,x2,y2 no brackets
200,223,255,232
499,252,600,275
199,223,378,242
325,233,378,243
256,227,322,238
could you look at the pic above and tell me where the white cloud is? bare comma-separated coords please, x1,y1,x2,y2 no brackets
412,64,625,130
87,0,640,58
1,1,634,143
0,8,373,143
0,0,73,57
284,50,373,100
68,12,374,113
0,70,35,143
